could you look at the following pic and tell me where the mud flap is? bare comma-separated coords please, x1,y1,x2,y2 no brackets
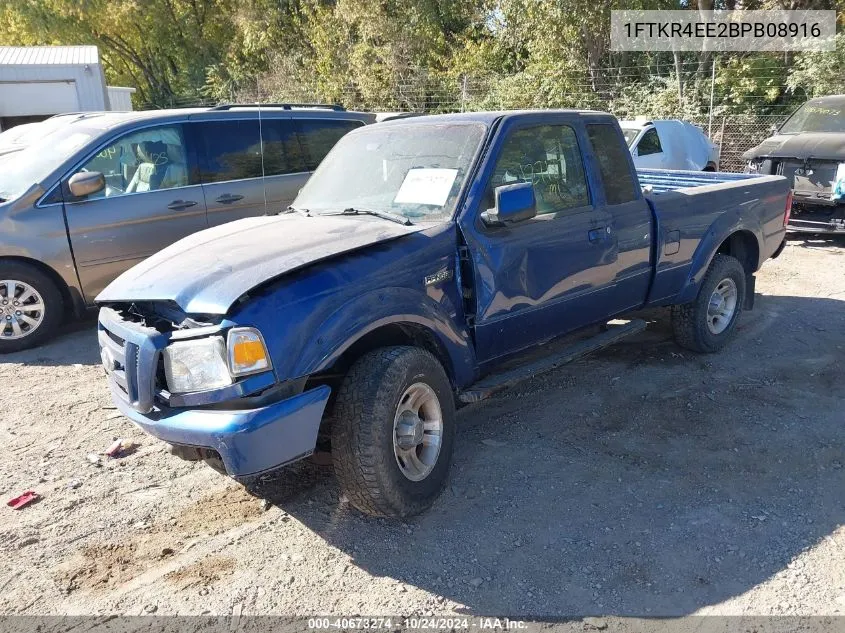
744,274,756,310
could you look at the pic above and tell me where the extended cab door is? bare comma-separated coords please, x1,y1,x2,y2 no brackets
192,118,268,226
585,121,654,314
62,123,208,301
458,116,619,363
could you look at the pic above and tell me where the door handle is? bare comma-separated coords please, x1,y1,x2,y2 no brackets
167,200,198,211
588,226,611,242
215,194,244,204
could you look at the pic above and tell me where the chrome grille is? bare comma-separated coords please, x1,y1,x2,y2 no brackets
97,307,167,413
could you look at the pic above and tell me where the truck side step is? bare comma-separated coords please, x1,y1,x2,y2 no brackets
458,319,647,404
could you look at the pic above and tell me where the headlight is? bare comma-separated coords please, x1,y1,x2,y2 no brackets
163,336,232,394
227,327,272,376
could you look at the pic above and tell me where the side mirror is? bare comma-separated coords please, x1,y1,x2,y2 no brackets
68,171,105,198
481,182,536,226
770,124,780,136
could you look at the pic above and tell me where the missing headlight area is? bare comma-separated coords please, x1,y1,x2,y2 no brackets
114,301,222,334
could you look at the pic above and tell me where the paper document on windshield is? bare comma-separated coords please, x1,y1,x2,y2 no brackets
394,168,458,206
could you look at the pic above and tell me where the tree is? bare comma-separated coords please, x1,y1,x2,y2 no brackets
0,0,237,106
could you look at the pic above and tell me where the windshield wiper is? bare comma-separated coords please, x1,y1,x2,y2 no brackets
278,205,310,217
326,207,413,226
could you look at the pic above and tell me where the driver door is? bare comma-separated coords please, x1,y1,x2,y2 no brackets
458,117,619,364
62,123,208,301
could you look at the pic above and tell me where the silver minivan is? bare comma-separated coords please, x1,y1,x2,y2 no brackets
0,104,373,351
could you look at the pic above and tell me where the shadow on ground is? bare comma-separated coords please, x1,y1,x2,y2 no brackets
252,293,845,616
1,315,99,367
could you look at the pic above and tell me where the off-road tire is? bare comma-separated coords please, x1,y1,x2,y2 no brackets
0,262,64,354
672,254,746,353
331,346,455,518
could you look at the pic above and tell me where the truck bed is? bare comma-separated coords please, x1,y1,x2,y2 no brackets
637,168,762,194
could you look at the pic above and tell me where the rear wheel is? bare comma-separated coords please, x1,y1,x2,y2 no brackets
0,263,63,353
331,346,455,518
672,254,746,353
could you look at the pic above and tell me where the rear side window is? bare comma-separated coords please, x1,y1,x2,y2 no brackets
586,123,638,205
260,119,307,175
297,119,364,170
195,120,263,183
637,128,662,156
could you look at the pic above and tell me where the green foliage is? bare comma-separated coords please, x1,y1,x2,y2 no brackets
788,33,845,98
0,0,237,106
0,0,842,114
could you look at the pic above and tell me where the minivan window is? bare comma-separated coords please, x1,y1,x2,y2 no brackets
76,125,189,199
0,127,97,202
261,119,307,175
297,119,365,170
196,120,263,183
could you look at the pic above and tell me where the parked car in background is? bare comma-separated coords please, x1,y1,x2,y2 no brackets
620,119,720,171
743,94,845,234
96,109,790,517
0,103,373,352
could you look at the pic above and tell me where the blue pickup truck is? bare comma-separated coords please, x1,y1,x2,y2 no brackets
96,110,790,517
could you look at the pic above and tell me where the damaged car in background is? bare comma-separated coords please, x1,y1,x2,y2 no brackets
744,94,845,234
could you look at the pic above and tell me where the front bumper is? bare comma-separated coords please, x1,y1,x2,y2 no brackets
98,306,330,477
110,382,331,477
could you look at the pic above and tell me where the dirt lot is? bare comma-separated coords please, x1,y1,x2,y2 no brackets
1,237,844,617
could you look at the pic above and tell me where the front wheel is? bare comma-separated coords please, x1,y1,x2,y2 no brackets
331,346,456,518
0,263,64,353
671,254,746,353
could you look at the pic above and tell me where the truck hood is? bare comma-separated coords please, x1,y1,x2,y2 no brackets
96,214,425,314
743,133,845,161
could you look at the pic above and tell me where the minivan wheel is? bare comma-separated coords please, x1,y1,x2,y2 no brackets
331,346,456,518
671,254,746,353
0,263,63,353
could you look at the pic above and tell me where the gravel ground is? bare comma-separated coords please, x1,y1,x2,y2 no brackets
1,236,844,618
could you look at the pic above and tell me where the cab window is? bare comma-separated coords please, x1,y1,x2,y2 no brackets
77,125,189,199
486,124,590,216
586,123,638,205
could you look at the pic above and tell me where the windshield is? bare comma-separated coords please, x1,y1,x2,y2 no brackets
0,123,40,149
779,101,845,134
621,127,640,147
294,122,487,222
0,125,99,202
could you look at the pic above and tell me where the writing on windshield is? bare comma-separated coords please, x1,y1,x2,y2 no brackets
780,102,845,134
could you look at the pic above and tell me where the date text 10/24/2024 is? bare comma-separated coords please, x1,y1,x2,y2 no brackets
307,617,529,630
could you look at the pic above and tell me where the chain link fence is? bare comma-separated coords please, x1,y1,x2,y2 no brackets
139,62,797,173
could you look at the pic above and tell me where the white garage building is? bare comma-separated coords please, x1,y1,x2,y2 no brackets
0,45,135,131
